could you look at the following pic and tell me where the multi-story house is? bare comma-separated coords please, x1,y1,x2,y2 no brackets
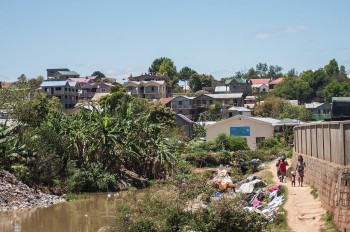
123,73,171,100
268,77,284,91
171,96,196,120
46,68,70,79
250,78,270,93
211,77,252,97
225,77,252,97
40,81,79,109
67,77,111,99
51,71,80,80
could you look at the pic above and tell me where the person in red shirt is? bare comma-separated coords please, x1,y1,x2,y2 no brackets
279,159,289,183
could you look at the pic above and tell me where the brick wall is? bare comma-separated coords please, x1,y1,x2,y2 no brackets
294,152,350,231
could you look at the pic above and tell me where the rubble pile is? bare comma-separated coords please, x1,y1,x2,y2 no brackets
0,170,65,211
211,167,285,221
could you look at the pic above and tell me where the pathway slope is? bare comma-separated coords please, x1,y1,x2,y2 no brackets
267,159,326,232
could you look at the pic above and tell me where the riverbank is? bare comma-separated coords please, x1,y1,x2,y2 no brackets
0,170,65,211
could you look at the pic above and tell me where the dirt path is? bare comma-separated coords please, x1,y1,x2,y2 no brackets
267,159,326,232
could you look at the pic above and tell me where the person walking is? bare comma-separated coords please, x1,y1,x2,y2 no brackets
278,158,289,183
296,155,306,187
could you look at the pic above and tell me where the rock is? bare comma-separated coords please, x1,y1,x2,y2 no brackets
0,169,65,212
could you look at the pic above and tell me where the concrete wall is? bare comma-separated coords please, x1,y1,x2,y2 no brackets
206,116,274,149
294,121,350,230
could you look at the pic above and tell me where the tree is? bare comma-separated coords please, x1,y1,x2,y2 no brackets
324,59,339,78
92,71,106,79
267,65,283,80
189,73,202,92
158,58,178,85
256,63,268,77
178,67,197,82
254,97,287,118
148,57,167,74
324,80,350,102
339,65,347,80
278,103,312,121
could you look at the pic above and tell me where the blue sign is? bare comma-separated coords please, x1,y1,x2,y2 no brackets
230,126,250,136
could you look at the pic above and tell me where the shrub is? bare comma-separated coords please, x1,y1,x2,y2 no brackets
257,137,281,149
68,162,116,192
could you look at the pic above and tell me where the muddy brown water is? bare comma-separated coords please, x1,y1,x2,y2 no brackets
0,193,119,232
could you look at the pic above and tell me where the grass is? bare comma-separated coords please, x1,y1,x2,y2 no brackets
320,212,340,232
310,186,318,199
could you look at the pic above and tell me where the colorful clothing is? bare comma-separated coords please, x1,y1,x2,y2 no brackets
297,161,305,177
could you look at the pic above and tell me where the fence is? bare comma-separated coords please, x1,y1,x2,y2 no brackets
294,121,350,166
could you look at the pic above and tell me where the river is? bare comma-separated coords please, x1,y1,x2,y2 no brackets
0,193,117,232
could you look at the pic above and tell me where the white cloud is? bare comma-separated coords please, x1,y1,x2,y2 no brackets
282,26,309,33
254,31,272,39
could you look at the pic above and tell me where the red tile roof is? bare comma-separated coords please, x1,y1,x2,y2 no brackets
159,98,173,105
269,77,284,85
1,82,13,88
250,78,270,85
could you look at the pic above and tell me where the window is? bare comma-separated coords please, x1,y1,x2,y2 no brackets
55,87,62,91
65,88,67,91
44,88,47,92
102,89,106,92
179,110,183,114
65,96,68,99
202,100,207,104
197,100,201,104
209,100,213,104
256,137,265,145
179,101,183,105
151,87,154,91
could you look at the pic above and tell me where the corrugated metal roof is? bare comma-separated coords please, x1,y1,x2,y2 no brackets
40,81,69,87
227,106,252,112
57,71,79,76
332,97,350,102
68,82,77,87
305,102,323,109
177,114,194,124
205,93,243,99
251,117,281,125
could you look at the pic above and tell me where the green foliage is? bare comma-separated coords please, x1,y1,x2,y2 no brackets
68,162,116,192
257,137,281,149
91,71,106,78
324,79,350,102
110,182,267,232
189,73,214,92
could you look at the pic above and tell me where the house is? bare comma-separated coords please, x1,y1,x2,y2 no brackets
40,81,79,109
331,97,350,120
225,106,252,118
176,114,194,139
0,82,17,89
224,77,252,97
159,97,173,108
251,79,270,93
214,86,230,94
171,96,195,120
205,116,301,149
244,95,257,109
268,77,284,91
305,102,332,121
52,71,80,80
46,68,70,79
123,73,171,100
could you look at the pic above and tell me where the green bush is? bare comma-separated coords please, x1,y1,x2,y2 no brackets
257,137,281,149
68,162,116,192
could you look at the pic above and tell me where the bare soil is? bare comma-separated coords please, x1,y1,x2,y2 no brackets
267,159,326,232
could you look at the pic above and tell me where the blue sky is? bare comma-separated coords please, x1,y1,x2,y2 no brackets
1,0,350,82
